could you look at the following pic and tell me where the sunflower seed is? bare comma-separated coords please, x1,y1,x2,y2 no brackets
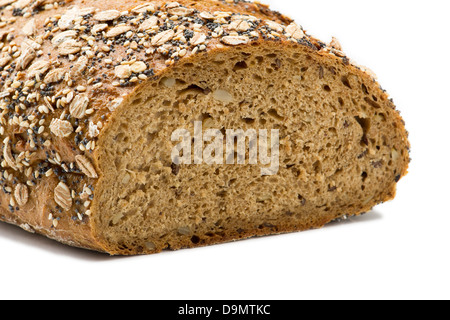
145,242,156,250
54,182,72,211
177,227,191,235
75,155,98,179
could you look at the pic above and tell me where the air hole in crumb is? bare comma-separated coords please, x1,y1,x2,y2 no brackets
191,235,200,244
267,109,284,121
361,171,368,182
132,98,142,105
341,76,352,89
354,116,370,146
242,117,255,124
364,97,381,109
253,74,263,81
362,83,369,95
272,58,282,70
147,132,157,143
298,194,306,205
376,113,386,122
313,161,322,174
233,61,248,71
338,97,344,106
323,85,331,92
177,84,208,97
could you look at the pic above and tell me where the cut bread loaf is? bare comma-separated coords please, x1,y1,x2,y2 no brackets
0,0,410,255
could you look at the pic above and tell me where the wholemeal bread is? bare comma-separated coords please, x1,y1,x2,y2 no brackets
0,0,410,255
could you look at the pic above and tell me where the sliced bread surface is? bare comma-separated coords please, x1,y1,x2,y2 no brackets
0,0,410,255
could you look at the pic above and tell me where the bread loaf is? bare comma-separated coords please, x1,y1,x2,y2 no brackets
0,0,410,255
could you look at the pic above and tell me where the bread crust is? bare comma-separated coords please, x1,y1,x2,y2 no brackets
0,0,409,254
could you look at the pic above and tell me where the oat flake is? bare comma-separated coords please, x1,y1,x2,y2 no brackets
221,36,250,46
151,29,175,46
54,182,72,211
69,94,89,119
14,184,28,207
93,10,121,22
50,118,73,138
75,155,98,179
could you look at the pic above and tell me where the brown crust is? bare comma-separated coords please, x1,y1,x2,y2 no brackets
0,0,409,254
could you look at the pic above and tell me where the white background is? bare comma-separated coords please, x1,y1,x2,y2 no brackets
0,0,449,300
